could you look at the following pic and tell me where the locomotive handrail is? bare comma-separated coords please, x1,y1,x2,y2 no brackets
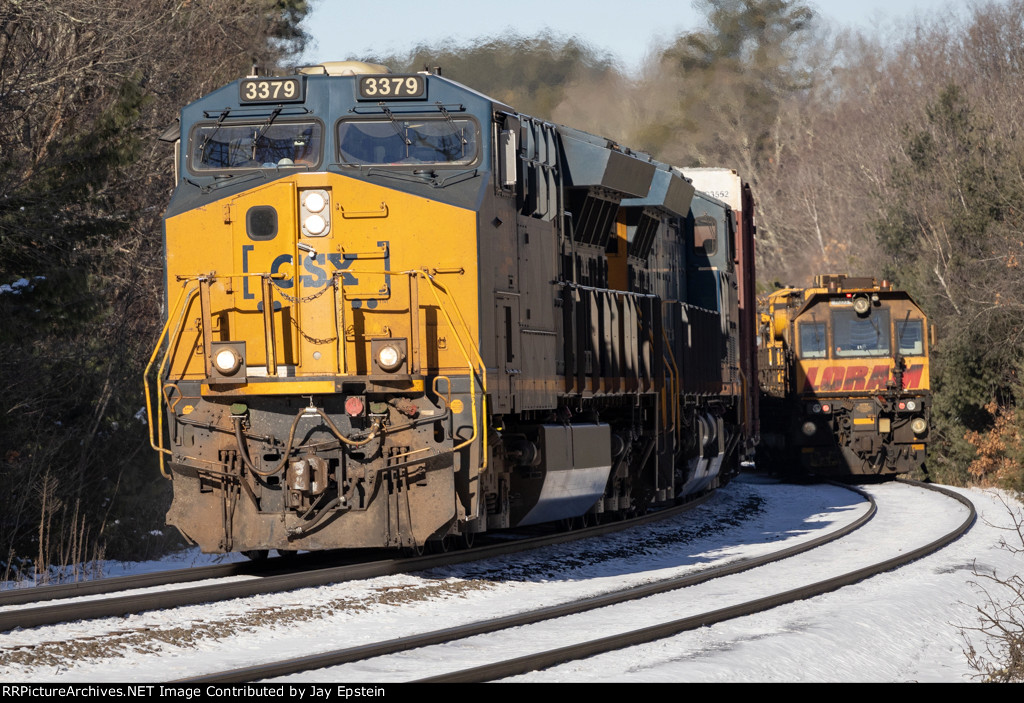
411,269,488,468
148,272,286,478
144,283,199,478
557,279,659,299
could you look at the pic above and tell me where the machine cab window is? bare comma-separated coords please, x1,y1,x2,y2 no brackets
833,308,891,357
898,319,925,355
798,321,827,359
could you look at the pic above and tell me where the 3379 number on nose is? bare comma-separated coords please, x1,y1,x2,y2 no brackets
239,78,305,104
358,75,425,100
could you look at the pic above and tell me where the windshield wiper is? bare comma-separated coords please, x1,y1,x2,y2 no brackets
897,309,912,349
436,102,468,145
198,108,232,165
378,103,412,147
250,106,283,161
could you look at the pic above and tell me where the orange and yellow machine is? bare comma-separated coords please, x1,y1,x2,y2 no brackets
758,274,931,477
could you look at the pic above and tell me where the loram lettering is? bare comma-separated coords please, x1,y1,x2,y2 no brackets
802,364,924,392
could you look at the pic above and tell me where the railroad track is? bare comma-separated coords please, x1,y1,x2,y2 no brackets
4,479,965,682
0,491,717,633
179,480,973,683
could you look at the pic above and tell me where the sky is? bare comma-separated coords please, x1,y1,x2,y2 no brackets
299,0,958,74
1,476,1019,682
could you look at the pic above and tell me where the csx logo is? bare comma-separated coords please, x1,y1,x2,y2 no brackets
801,363,925,393
266,252,358,290
241,243,390,309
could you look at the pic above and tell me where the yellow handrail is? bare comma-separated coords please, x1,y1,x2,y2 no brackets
148,269,489,478
144,284,198,478
412,270,488,469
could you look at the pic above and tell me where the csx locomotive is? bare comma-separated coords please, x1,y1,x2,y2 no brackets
757,274,931,478
145,61,758,555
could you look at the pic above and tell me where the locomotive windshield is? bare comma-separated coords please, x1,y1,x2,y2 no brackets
798,321,827,359
833,308,891,358
898,319,925,355
337,118,478,166
189,121,322,171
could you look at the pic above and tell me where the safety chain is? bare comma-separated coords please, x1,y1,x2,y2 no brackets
287,316,338,344
271,276,336,303
268,276,340,343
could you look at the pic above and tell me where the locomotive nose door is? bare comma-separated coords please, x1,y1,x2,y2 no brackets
231,180,300,374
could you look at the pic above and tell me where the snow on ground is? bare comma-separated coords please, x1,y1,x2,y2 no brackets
0,476,1020,683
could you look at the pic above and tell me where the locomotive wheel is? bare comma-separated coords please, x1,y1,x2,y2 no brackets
428,535,452,554
403,543,426,557
276,549,299,560
242,550,269,561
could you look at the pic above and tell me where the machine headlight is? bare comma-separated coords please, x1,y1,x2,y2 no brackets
911,417,928,435
906,400,917,411
377,344,403,372
802,421,817,436
853,296,871,315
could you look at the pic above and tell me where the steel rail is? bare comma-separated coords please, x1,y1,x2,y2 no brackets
416,480,975,683
0,492,713,633
178,483,879,683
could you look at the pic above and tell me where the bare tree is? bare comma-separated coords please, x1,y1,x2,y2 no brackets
962,493,1024,681
0,0,310,573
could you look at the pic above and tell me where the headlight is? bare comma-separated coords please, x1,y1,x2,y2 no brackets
802,421,817,436
303,192,326,213
906,400,917,411
377,344,403,372
911,417,928,435
853,296,871,315
300,189,331,237
304,214,327,236
214,348,241,374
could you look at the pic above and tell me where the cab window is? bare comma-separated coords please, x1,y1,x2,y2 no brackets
693,216,718,256
898,319,925,355
337,118,478,166
189,121,322,171
798,321,827,359
833,308,891,357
